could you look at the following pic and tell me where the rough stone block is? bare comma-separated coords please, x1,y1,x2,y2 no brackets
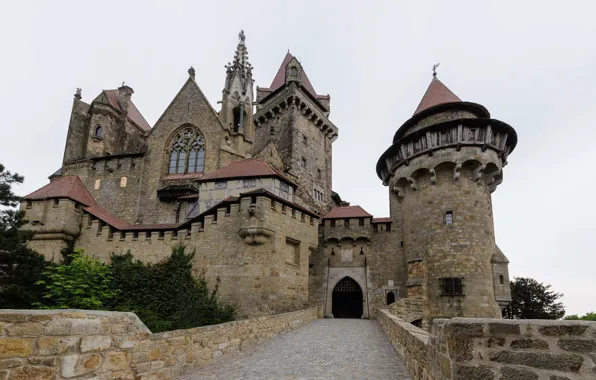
112,370,135,380
446,322,484,338
539,325,588,336
453,364,495,380
510,339,549,350
102,351,130,371
0,358,22,369
28,356,56,366
448,337,473,362
0,314,28,323
37,336,79,355
133,352,149,364
80,335,112,353
0,338,35,358
0,370,7,380
6,322,43,337
61,353,102,378
500,367,538,380
44,318,101,336
488,323,520,335
489,351,583,372
8,365,54,380
557,339,596,353
487,337,506,347
549,376,571,380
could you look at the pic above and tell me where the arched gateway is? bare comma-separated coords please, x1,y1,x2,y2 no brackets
332,277,364,318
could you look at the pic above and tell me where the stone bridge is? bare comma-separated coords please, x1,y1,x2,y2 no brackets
179,319,411,379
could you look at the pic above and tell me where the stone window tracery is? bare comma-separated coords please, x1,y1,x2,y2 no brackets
168,127,205,174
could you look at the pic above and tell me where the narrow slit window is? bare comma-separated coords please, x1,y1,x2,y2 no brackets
445,211,453,225
499,275,504,284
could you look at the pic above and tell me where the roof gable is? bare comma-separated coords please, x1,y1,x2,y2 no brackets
149,77,227,138
323,205,372,219
104,90,151,131
414,76,462,115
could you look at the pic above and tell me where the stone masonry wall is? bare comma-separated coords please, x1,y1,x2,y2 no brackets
0,308,317,380
377,308,596,380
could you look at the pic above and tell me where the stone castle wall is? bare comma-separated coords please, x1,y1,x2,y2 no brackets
0,308,317,380
26,195,318,318
377,309,596,380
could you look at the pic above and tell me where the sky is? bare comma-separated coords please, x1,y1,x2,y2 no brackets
1,1,594,316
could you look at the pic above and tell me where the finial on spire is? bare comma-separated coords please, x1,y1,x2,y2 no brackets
121,81,126,87
432,63,440,77
238,29,245,43
74,88,82,100
188,66,196,80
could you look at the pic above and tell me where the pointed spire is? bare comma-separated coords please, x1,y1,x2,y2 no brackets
413,74,462,115
269,52,317,98
224,29,253,94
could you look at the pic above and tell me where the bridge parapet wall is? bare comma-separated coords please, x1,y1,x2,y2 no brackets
0,307,317,380
377,308,596,380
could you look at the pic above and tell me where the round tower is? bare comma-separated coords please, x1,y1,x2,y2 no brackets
376,73,517,322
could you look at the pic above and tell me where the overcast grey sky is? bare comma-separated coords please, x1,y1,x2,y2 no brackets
1,1,594,315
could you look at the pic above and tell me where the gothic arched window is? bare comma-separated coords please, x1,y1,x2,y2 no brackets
168,127,205,174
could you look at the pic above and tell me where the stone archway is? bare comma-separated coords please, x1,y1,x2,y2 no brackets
332,277,364,318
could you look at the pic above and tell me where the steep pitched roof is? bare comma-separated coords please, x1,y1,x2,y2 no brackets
268,52,318,99
323,205,372,219
413,75,462,115
24,176,178,231
24,176,96,206
198,158,296,186
103,90,151,131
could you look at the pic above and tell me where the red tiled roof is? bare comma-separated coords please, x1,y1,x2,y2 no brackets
372,217,392,223
269,52,318,99
413,76,462,115
198,158,296,186
322,206,372,219
104,90,151,131
24,176,96,206
24,176,181,231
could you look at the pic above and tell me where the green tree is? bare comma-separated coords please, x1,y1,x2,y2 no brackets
503,277,565,319
108,245,235,332
35,249,118,309
0,163,48,308
564,312,596,321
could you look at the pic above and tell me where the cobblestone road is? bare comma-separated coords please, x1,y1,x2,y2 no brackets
179,319,411,380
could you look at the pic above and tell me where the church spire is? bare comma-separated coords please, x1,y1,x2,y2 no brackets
220,30,255,139
224,30,253,95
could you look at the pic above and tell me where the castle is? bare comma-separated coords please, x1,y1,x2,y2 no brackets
21,31,517,324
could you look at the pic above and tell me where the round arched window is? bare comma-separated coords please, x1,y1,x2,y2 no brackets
95,125,103,137
168,127,205,174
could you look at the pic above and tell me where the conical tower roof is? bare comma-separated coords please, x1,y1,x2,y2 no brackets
269,52,318,98
413,75,462,115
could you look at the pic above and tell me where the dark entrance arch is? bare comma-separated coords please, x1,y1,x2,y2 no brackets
332,277,363,318
386,291,395,305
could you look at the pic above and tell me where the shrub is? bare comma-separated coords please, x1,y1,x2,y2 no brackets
35,249,118,309
108,245,235,332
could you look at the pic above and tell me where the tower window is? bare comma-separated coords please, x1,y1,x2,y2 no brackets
499,275,504,284
303,135,307,145
168,126,205,174
232,106,247,133
301,157,307,168
445,211,453,225
317,169,322,179
441,278,464,296
94,125,103,137
469,129,476,141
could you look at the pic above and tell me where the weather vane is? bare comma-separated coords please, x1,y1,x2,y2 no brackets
432,63,440,76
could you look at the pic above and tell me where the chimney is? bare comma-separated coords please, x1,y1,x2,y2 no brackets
117,83,134,118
